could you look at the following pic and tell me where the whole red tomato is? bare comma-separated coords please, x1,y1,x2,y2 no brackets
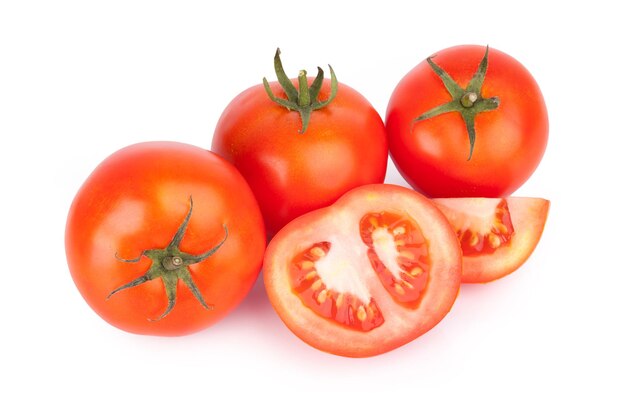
386,45,548,197
212,49,388,235
65,142,266,336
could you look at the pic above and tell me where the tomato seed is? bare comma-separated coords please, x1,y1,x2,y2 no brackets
311,279,323,291
369,216,380,228
301,260,315,270
488,234,501,249
335,293,344,308
394,283,406,295
357,305,367,322
410,266,423,276
310,247,325,259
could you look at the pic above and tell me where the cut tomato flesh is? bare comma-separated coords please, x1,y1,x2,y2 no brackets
288,210,434,332
359,212,430,307
446,199,515,256
433,197,549,283
265,184,462,357
289,242,384,332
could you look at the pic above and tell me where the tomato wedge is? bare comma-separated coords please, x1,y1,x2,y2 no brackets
432,197,549,283
263,184,462,357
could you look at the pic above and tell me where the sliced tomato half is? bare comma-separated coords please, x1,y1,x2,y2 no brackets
432,197,549,283
263,184,462,357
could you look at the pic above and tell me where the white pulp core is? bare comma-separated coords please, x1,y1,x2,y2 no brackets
435,198,502,234
371,227,402,282
314,227,403,305
314,239,371,304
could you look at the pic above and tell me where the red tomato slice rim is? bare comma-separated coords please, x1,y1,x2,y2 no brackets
264,184,462,357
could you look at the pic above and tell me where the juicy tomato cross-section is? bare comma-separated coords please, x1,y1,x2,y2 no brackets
290,241,384,332
264,184,462,358
360,211,430,308
433,197,550,283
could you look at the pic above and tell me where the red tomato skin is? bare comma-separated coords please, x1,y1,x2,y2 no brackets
212,78,388,236
386,45,548,197
65,142,266,336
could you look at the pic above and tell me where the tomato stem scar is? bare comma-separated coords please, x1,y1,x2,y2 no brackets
162,255,184,271
461,92,478,108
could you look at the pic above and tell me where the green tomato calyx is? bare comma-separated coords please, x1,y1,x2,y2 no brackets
263,48,338,134
413,45,500,160
107,196,228,321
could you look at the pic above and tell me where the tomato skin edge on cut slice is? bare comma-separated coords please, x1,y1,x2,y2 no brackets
263,184,462,358
433,197,550,283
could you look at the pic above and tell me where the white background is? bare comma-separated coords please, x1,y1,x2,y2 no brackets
1,1,624,415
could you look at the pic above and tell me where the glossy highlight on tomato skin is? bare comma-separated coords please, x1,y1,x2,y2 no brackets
65,142,266,336
386,45,548,197
212,77,388,236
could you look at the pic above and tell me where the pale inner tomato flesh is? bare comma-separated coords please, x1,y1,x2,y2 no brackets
288,211,431,332
289,242,384,332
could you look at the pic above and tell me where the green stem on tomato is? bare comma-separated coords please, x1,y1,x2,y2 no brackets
107,196,227,320
262,48,338,134
413,45,500,160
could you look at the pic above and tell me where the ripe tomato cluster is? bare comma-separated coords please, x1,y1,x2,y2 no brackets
66,45,549,357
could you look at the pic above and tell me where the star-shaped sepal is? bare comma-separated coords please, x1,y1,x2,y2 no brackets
413,46,500,160
262,48,338,134
107,197,228,321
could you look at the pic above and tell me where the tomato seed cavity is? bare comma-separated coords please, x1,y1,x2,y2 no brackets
359,212,430,308
288,211,433,331
289,242,384,332
457,199,514,256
